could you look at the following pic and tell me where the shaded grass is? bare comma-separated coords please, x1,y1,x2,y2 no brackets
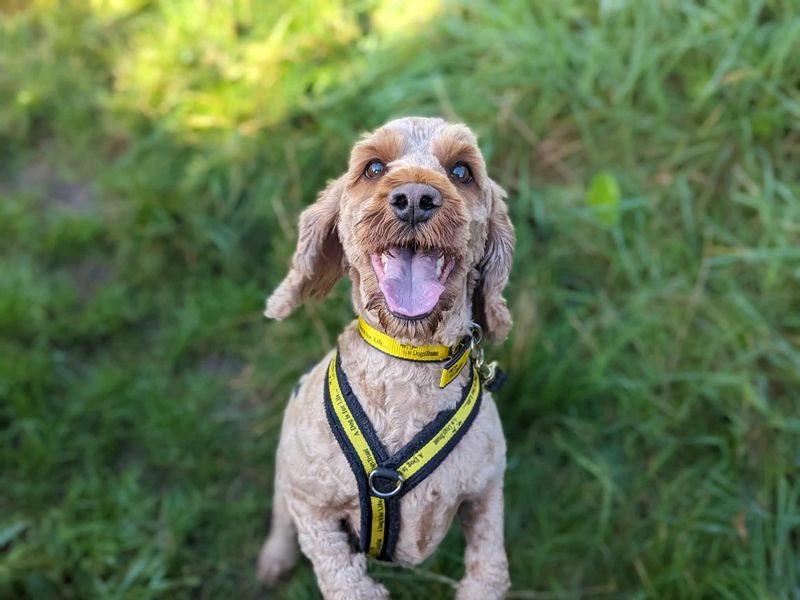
1,0,799,598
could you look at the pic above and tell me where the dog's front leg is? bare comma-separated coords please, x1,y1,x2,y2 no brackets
456,478,510,600
295,515,389,600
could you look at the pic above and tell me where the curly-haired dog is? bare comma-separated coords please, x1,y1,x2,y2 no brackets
257,117,514,599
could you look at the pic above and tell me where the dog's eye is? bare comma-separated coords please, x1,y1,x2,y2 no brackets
450,163,473,184
364,160,386,179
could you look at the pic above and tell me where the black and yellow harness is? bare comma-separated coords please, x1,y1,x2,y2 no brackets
324,317,505,561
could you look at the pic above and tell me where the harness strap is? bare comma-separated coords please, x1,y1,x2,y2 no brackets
324,350,482,561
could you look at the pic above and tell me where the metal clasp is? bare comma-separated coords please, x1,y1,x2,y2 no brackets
469,322,499,388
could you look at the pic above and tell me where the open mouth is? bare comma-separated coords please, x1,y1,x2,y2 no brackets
370,247,455,319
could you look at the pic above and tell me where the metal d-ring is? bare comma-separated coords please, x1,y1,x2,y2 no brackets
369,467,404,498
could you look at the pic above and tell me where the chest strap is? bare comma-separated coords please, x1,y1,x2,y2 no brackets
357,317,471,388
324,350,482,561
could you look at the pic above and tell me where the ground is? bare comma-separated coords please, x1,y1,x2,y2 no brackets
1,1,799,598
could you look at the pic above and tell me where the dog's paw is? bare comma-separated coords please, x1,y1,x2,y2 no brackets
455,575,510,600
256,538,298,587
330,580,390,600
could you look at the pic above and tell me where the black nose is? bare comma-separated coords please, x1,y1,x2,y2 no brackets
389,183,442,224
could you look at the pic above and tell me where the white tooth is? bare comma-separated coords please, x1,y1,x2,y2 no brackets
381,254,388,269
436,256,444,279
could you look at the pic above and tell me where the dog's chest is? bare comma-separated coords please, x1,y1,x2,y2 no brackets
356,369,467,452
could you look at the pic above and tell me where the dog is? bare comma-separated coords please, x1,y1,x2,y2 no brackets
257,117,514,599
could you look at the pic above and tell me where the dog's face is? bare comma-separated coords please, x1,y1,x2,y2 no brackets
265,117,514,344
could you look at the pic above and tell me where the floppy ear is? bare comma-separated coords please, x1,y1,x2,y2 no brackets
473,180,515,342
264,177,347,320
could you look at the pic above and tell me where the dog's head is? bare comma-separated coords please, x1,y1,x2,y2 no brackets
265,117,514,344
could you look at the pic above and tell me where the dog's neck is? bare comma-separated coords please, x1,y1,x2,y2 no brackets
336,319,470,453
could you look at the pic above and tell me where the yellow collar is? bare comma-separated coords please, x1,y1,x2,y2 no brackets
357,316,453,361
357,317,470,388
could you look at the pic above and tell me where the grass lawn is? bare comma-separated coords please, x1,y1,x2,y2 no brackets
1,1,799,598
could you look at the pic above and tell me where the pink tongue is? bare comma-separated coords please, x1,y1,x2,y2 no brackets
380,248,444,318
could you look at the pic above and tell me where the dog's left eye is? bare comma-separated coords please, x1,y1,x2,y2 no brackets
364,160,386,179
450,163,473,184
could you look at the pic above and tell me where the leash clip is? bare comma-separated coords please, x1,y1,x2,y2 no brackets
469,322,491,379
469,322,503,390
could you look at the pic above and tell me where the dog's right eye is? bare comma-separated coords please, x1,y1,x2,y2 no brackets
364,160,386,179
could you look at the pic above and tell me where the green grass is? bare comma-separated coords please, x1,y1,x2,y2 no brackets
2,0,799,598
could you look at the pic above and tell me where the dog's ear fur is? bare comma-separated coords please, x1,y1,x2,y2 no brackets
265,177,347,320
473,180,515,342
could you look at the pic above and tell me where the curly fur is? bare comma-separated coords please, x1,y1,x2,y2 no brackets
258,117,515,599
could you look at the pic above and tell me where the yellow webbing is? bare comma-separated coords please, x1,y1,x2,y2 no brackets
358,317,452,361
327,355,385,557
438,345,471,388
357,317,470,388
327,354,378,472
369,496,386,557
398,367,481,481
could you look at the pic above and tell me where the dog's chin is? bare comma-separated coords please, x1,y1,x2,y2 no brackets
367,299,449,341
388,308,433,322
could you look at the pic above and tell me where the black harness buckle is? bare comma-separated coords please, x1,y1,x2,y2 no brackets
368,467,404,498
